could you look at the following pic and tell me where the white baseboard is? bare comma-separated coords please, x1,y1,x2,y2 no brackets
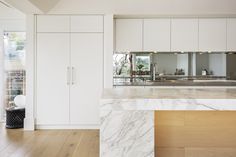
24,117,35,131
36,124,100,130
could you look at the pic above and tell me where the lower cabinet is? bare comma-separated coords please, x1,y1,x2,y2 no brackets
36,33,103,127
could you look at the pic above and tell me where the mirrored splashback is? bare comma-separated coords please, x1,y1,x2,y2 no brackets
113,52,236,84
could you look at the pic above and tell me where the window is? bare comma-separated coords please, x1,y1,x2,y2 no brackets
3,32,26,109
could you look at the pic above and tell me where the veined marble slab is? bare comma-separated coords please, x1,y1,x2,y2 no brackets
102,88,236,100
100,110,154,157
101,99,236,111
100,88,236,157
101,88,236,111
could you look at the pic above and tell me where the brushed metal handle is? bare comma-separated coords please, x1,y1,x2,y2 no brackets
72,67,75,85
67,67,70,85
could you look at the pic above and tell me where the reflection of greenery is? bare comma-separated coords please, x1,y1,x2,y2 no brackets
113,54,131,76
136,56,150,71
137,64,144,71
4,32,26,60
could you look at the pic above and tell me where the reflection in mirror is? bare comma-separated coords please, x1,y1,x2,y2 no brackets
113,52,236,85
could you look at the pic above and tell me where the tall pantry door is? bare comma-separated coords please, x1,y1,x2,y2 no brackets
70,33,103,125
36,33,70,125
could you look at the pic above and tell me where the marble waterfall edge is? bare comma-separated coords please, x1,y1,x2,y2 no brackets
100,110,154,157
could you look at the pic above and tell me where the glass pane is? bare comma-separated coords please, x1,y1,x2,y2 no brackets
113,53,131,76
113,52,236,86
3,32,26,110
135,55,150,71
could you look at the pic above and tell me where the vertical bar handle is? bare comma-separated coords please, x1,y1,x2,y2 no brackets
72,67,75,85
67,67,70,85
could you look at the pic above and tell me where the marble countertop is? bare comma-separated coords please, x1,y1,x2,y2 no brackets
113,81,236,86
100,88,236,157
102,88,236,99
101,88,236,110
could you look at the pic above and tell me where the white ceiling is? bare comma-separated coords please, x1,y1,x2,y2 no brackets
3,0,236,15
4,0,42,14
0,1,25,19
4,0,60,13
50,0,236,15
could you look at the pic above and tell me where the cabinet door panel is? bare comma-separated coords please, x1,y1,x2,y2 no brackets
227,18,236,51
144,19,171,51
171,18,198,52
71,15,103,32
199,18,226,51
115,19,143,52
70,33,103,125
36,33,70,125
37,15,70,32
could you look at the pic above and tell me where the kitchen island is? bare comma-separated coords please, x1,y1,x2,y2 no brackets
100,88,236,157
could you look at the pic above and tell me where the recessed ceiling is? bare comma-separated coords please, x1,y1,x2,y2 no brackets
4,0,61,13
28,0,61,12
0,0,12,8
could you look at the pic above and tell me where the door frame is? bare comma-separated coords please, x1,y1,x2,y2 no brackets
0,29,4,122
23,14,36,130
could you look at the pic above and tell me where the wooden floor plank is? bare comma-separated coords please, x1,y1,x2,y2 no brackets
56,130,84,157
27,130,71,157
72,130,99,157
0,129,34,157
0,125,99,157
12,130,51,157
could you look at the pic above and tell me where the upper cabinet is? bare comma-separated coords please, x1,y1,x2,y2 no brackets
115,19,143,52
70,15,103,32
143,19,171,52
199,18,227,51
37,15,103,33
37,15,70,33
115,18,230,52
227,18,236,51
171,18,198,52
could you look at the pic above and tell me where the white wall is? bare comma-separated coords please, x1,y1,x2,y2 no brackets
49,0,236,15
0,5,25,31
0,28,3,121
104,15,114,88
0,4,25,19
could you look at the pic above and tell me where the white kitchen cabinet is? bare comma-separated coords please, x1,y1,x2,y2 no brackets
70,33,103,125
143,19,171,52
199,18,227,51
36,33,70,125
227,18,236,51
36,15,104,128
171,18,198,52
115,19,143,52
37,15,70,32
71,15,103,32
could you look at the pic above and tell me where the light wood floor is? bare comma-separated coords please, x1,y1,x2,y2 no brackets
0,123,99,157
